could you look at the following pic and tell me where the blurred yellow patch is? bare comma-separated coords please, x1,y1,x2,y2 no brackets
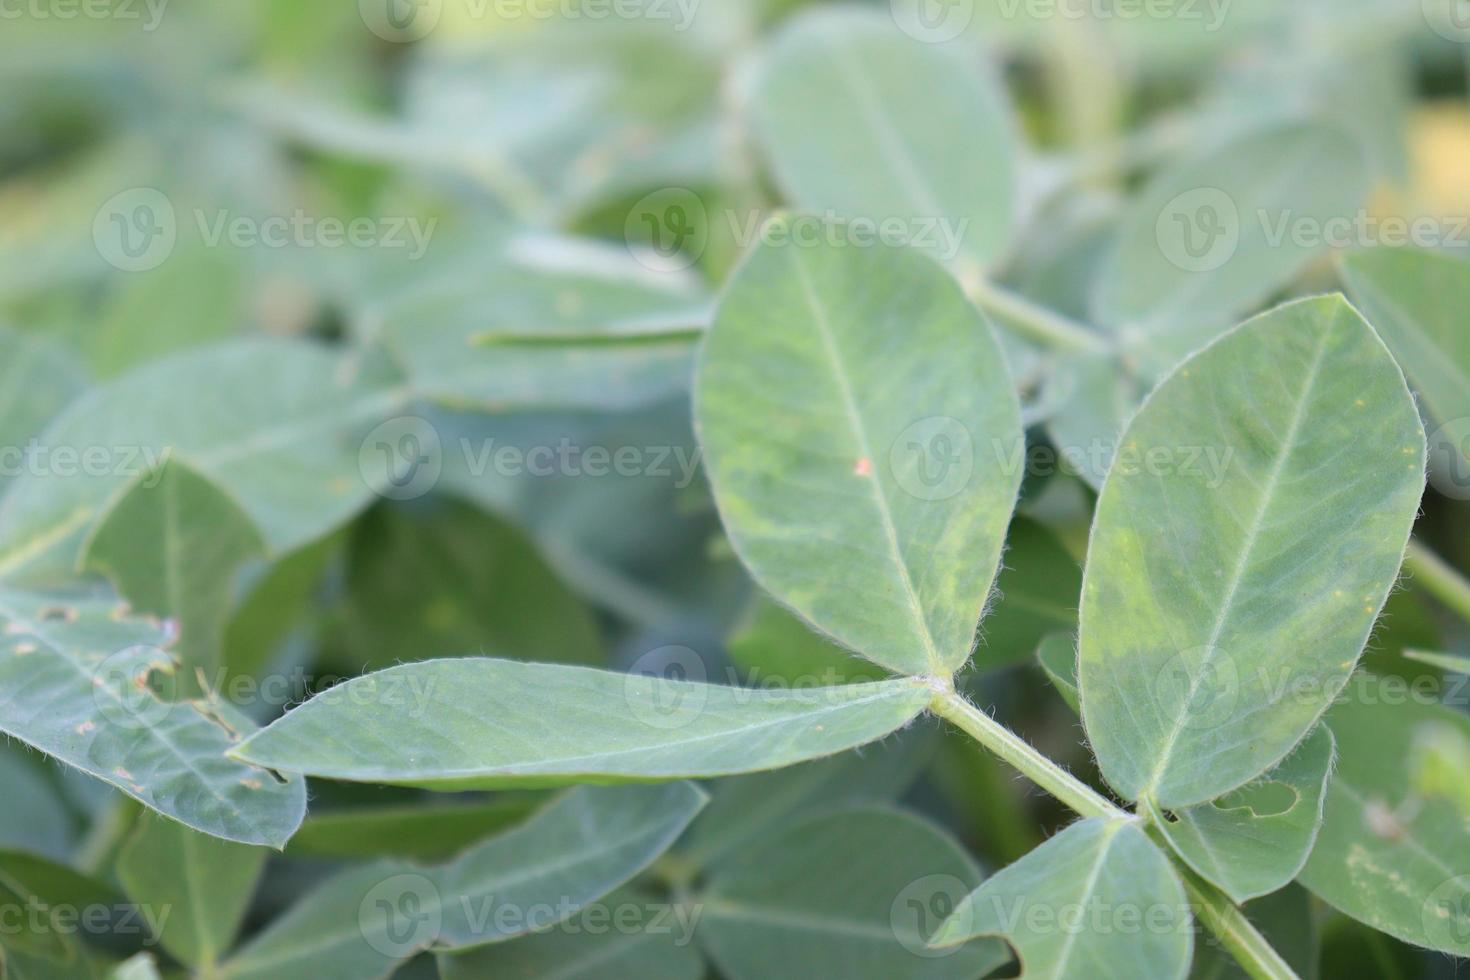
1371,102,1470,221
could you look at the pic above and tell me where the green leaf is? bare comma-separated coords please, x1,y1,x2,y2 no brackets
0,588,305,846
0,326,86,498
1079,296,1426,807
82,459,265,678
116,812,266,969
1338,247,1470,489
1188,884,1319,980
1149,726,1335,903
726,596,888,687
1046,351,1150,491
231,658,931,789
106,953,162,980
699,806,1009,980
696,233,1023,678
0,746,77,860
218,783,706,978
981,518,1083,667
750,8,1018,274
0,849,124,961
330,499,601,670
438,887,705,980
286,798,540,863
0,339,401,583
930,817,1192,980
1036,632,1080,713
1093,123,1373,339
1404,649,1470,674
1300,689,1470,956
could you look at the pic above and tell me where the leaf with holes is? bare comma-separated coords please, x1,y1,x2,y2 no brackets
695,233,1023,678
1078,296,1425,808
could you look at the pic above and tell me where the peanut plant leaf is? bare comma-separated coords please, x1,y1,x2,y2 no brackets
1403,649,1470,674
982,518,1083,667
749,8,1018,275
1093,123,1372,340
117,812,266,969
726,596,888,687
438,887,705,980
1338,247,1470,494
231,658,933,789
1300,690,1470,955
0,339,402,583
0,587,305,846
1036,632,1080,713
1149,725,1335,903
82,458,265,677
930,817,1191,979
1188,884,1319,980
0,326,86,498
699,806,1010,980
286,798,541,863
218,783,706,979
1079,296,1426,807
695,233,1023,678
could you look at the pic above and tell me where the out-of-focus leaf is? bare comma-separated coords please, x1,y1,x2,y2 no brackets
286,798,540,863
1189,884,1320,980
1150,726,1335,902
331,499,600,670
1079,297,1425,808
1036,633,1079,713
699,806,1009,980
1046,351,1150,491
438,887,705,980
106,953,162,980
1093,123,1373,340
0,588,305,846
232,658,932,790
0,339,402,583
750,8,1018,274
218,783,706,978
980,518,1083,667
1300,690,1470,956
221,533,340,686
726,596,886,687
1403,649,1470,674
82,459,265,678
0,327,87,498
0,746,76,861
117,813,266,969
930,817,1192,980
696,233,1022,678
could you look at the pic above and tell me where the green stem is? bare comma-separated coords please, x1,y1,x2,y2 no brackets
1404,539,1470,623
930,689,1300,980
962,278,1111,355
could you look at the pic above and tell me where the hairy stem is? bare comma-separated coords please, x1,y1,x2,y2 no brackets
1404,539,1470,623
962,278,1111,355
930,688,1300,980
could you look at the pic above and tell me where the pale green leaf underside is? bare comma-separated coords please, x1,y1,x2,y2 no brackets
0,588,304,847
82,458,265,677
0,339,402,582
1093,122,1372,337
931,817,1192,980
1079,296,1425,807
220,783,705,979
1151,725,1334,903
699,806,1008,980
696,235,1023,677
438,887,705,980
231,658,931,789
1300,691,1470,956
1036,632,1080,713
750,8,1017,274
117,813,265,969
